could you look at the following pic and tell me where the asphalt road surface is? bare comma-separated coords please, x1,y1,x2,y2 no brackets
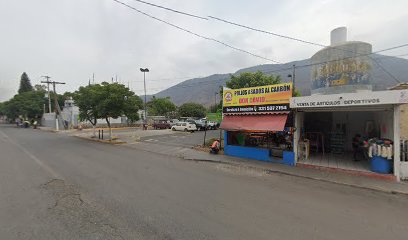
140,129,222,148
1,124,407,239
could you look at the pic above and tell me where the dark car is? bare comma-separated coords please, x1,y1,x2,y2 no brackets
153,120,171,129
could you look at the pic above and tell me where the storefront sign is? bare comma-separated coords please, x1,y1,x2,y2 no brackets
223,83,292,113
290,90,408,108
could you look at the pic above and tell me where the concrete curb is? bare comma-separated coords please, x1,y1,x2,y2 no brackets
74,135,127,145
182,156,408,196
38,127,58,133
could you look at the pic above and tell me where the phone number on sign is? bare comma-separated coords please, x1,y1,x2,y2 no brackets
256,105,288,111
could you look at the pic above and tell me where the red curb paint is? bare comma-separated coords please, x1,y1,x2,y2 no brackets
296,163,396,182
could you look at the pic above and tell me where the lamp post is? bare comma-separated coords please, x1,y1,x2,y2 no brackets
140,68,149,128
214,92,218,112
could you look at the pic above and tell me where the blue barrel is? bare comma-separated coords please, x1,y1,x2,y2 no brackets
370,156,393,174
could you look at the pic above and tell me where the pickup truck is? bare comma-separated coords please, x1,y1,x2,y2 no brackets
153,120,171,129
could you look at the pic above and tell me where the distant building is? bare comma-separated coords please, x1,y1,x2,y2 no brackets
61,97,79,128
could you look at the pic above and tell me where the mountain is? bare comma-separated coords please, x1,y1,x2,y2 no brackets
150,54,408,106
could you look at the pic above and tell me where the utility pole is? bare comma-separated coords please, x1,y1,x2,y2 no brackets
292,64,296,97
41,80,66,131
41,76,52,113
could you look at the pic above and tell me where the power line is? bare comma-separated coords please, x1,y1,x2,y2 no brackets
133,44,408,92
129,0,207,20
262,43,408,75
112,0,281,63
375,53,408,59
208,16,406,82
208,16,326,48
132,75,206,82
132,77,227,93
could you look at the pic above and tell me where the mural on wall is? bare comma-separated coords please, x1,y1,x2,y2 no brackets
311,57,372,90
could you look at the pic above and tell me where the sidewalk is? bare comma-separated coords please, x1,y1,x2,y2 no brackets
125,141,408,196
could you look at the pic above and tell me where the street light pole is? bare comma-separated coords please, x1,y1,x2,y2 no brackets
214,92,218,112
140,68,149,128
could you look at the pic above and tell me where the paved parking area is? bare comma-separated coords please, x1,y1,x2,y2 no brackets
140,129,223,148
81,128,223,148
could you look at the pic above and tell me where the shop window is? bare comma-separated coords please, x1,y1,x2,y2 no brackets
227,130,293,153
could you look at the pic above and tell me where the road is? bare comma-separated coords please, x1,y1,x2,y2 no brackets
0,124,407,239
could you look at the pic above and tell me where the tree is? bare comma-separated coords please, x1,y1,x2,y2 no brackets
73,84,104,137
34,84,47,92
226,71,281,89
18,72,34,94
97,82,143,140
178,102,207,118
2,91,45,120
0,102,5,117
147,97,176,117
224,70,301,97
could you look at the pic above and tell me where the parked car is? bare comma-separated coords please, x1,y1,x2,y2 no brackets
168,119,179,127
207,121,218,130
193,119,208,131
171,122,197,132
153,120,171,129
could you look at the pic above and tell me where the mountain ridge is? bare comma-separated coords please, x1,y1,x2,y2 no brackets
150,54,408,106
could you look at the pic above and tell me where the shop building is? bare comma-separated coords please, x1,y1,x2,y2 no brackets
220,83,296,166
290,90,408,180
290,27,408,180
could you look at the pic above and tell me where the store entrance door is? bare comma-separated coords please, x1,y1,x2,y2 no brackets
298,110,394,173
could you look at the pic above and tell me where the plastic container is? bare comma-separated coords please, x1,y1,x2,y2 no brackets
370,156,393,174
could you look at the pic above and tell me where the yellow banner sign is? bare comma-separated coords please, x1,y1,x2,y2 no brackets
223,83,292,113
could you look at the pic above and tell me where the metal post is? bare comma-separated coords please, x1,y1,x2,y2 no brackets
203,121,207,146
143,71,147,123
98,130,101,139
219,129,222,150
102,129,104,140
140,68,149,129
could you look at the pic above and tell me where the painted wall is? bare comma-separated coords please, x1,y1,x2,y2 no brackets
311,41,372,95
400,104,408,139
223,132,295,166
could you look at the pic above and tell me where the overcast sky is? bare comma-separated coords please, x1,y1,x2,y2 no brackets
1,0,407,101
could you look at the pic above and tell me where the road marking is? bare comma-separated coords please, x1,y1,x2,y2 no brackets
0,129,62,179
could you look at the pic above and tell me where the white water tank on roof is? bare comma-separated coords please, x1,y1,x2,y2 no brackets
331,27,347,45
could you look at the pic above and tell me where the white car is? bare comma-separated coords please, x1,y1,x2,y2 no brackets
171,122,197,132
207,121,218,130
